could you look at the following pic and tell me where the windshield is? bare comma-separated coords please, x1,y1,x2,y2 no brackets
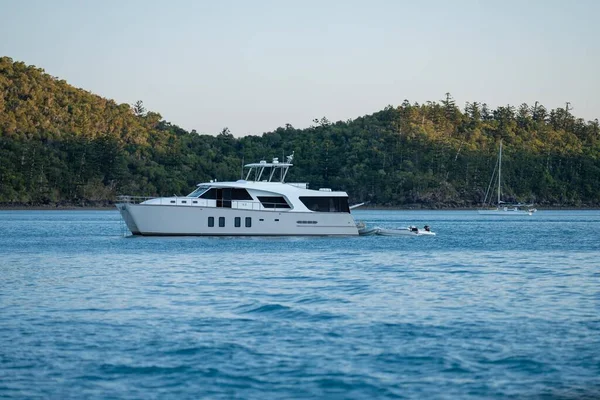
186,186,210,198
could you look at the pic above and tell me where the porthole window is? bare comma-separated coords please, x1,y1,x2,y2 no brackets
208,217,214,227
234,217,241,227
245,217,252,227
219,217,225,227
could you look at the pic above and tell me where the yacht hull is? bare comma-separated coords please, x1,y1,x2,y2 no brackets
116,203,358,236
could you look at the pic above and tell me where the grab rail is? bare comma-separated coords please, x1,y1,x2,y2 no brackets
116,195,157,204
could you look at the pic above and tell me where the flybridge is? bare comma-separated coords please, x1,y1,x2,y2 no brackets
244,153,295,183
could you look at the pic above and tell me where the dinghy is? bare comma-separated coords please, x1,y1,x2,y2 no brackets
356,222,436,236
376,226,436,236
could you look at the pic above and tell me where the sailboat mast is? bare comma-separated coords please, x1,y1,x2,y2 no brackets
498,140,502,206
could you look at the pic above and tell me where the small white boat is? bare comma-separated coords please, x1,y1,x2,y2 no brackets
377,226,436,236
356,222,435,236
478,205,536,216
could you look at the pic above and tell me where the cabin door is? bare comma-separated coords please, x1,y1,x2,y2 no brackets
216,188,232,208
222,188,232,208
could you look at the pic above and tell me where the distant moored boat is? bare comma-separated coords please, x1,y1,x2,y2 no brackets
478,140,537,216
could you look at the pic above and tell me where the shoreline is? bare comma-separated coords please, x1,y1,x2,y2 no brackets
0,208,116,211
1,205,599,211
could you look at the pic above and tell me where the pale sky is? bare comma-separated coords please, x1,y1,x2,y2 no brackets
1,0,599,136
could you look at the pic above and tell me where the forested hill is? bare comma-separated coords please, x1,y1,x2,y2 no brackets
1,56,599,208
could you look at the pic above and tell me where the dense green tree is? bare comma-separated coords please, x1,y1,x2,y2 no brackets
133,100,146,116
1,57,600,207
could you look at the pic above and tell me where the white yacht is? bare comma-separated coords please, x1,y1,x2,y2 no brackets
116,154,359,236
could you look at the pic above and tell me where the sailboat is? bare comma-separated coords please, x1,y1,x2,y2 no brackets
478,140,537,216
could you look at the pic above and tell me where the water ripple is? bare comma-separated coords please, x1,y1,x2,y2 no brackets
1,210,600,399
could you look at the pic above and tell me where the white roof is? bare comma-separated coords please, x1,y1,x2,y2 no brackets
196,180,348,197
197,154,347,198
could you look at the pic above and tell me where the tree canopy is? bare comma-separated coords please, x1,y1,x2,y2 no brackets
1,56,599,207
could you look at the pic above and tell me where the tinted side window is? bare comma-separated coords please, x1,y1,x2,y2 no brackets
219,217,225,227
299,196,350,213
231,188,253,200
257,196,291,209
245,217,252,227
200,188,217,199
208,217,214,227
234,217,241,227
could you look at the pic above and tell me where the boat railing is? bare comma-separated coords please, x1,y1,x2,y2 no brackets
229,200,291,211
116,195,293,211
116,195,158,204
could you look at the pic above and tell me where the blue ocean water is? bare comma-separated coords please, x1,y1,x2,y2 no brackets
0,209,599,399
